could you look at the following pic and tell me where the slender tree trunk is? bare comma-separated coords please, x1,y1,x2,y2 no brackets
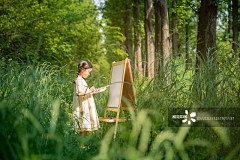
141,39,146,77
155,0,162,76
133,0,142,77
196,0,218,72
172,0,178,57
124,2,134,71
158,0,171,83
228,2,232,39
232,0,239,58
186,20,189,69
144,0,154,79
143,46,146,77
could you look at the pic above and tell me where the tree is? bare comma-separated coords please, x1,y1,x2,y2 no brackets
156,0,171,82
100,0,128,64
232,0,239,58
155,0,162,76
124,0,134,71
196,0,218,72
144,0,154,79
169,0,197,69
133,0,142,77
186,19,190,68
0,0,104,69
172,0,178,57
228,1,232,39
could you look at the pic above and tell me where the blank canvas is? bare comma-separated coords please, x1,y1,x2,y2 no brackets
107,64,124,107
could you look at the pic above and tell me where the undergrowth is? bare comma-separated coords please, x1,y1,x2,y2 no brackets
0,52,240,159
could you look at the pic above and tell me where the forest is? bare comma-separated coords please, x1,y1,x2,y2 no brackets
0,0,240,159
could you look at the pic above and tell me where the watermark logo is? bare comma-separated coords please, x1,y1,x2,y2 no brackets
182,110,196,125
172,110,196,125
168,108,239,127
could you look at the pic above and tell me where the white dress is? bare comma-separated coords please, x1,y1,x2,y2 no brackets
72,77,100,131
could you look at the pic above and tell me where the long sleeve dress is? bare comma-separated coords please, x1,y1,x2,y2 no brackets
72,76,100,132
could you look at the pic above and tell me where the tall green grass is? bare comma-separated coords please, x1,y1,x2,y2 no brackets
0,59,102,160
95,50,240,159
1,51,240,160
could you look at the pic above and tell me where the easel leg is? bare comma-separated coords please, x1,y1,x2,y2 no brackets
101,110,107,137
113,110,120,139
113,121,118,140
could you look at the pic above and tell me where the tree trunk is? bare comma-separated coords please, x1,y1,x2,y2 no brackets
158,0,171,83
133,0,142,77
143,42,147,77
228,1,231,39
144,53,146,77
144,0,154,79
232,0,239,58
186,20,189,69
172,0,178,57
196,0,218,72
124,2,134,71
155,0,162,76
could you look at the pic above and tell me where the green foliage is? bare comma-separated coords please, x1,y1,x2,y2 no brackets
100,0,139,64
0,0,105,70
1,49,240,159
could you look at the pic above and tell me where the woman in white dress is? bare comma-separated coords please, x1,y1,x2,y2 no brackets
72,60,100,136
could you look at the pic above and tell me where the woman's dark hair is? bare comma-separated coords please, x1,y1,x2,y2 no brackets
73,60,92,83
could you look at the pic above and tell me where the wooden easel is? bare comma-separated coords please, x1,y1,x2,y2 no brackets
99,58,136,139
